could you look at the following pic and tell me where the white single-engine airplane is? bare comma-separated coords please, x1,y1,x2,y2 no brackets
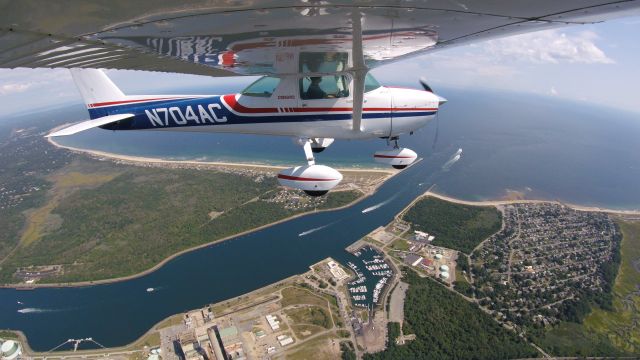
1,1,639,196
49,67,443,196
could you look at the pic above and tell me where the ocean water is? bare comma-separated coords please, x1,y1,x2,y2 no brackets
52,85,640,210
1,86,639,350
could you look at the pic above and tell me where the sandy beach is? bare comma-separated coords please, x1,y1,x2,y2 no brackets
424,191,640,216
46,134,395,175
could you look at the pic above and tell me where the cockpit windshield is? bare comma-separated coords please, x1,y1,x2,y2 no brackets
241,76,280,97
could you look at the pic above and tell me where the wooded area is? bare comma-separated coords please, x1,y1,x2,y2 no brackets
364,268,537,360
403,196,502,253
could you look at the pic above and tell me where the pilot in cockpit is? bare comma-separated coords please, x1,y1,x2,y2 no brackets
306,77,327,99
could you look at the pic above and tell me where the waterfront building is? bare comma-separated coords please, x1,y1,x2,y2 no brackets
1,340,22,360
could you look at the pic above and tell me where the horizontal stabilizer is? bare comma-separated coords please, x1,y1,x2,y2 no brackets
47,114,134,137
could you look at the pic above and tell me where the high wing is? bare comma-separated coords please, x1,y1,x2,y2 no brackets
1,1,639,77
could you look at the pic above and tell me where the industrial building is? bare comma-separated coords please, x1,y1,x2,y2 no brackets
327,260,349,281
404,254,424,267
413,230,435,243
266,314,280,331
276,335,294,347
179,331,205,360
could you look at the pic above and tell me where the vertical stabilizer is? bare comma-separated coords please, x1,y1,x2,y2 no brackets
69,69,125,107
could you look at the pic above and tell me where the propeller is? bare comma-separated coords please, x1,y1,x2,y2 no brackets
420,77,447,105
419,77,434,93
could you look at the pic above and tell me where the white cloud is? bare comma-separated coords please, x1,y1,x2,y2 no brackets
483,29,614,64
549,86,558,96
0,69,76,115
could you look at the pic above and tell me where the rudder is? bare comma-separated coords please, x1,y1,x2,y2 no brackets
69,69,125,107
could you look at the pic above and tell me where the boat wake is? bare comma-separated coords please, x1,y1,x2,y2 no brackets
442,148,463,171
298,221,339,237
362,195,398,214
17,307,57,314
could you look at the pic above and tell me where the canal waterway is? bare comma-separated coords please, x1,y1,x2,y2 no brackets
0,151,451,352
2,84,640,351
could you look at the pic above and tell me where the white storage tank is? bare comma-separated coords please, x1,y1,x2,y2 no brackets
439,264,449,272
434,254,443,260
1,340,22,360
439,271,450,280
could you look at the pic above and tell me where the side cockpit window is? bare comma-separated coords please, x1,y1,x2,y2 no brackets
300,75,350,100
241,76,280,97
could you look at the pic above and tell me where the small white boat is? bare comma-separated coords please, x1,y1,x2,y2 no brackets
146,287,155,292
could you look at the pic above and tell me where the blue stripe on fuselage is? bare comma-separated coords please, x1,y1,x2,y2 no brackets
89,96,436,131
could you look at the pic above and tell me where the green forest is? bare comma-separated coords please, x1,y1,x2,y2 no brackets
0,160,359,283
403,196,502,253
364,269,538,360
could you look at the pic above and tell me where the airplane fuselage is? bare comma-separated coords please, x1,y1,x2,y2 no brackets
90,86,439,140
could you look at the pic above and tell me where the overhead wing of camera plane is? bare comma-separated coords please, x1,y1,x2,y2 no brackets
1,1,638,195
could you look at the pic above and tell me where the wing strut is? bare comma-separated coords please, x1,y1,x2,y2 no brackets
351,11,367,132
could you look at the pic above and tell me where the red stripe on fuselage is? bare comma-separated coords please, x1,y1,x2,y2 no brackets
88,97,193,108
223,94,279,113
223,94,436,114
277,174,338,181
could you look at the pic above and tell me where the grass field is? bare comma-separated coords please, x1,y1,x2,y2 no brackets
402,196,502,254
20,170,120,246
277,333,340,360
583,220,640,353
281,286,330,308
0,159,360,283
285,306,332,329
0,330,19,339
389,239,409,251
536,322,621,356
289,324,326,338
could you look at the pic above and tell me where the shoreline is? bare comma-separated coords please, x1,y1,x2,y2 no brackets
47,135,395,174
423,191,640,216
9,136,633,290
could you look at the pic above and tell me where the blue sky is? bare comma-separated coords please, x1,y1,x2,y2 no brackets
1,15,639,116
